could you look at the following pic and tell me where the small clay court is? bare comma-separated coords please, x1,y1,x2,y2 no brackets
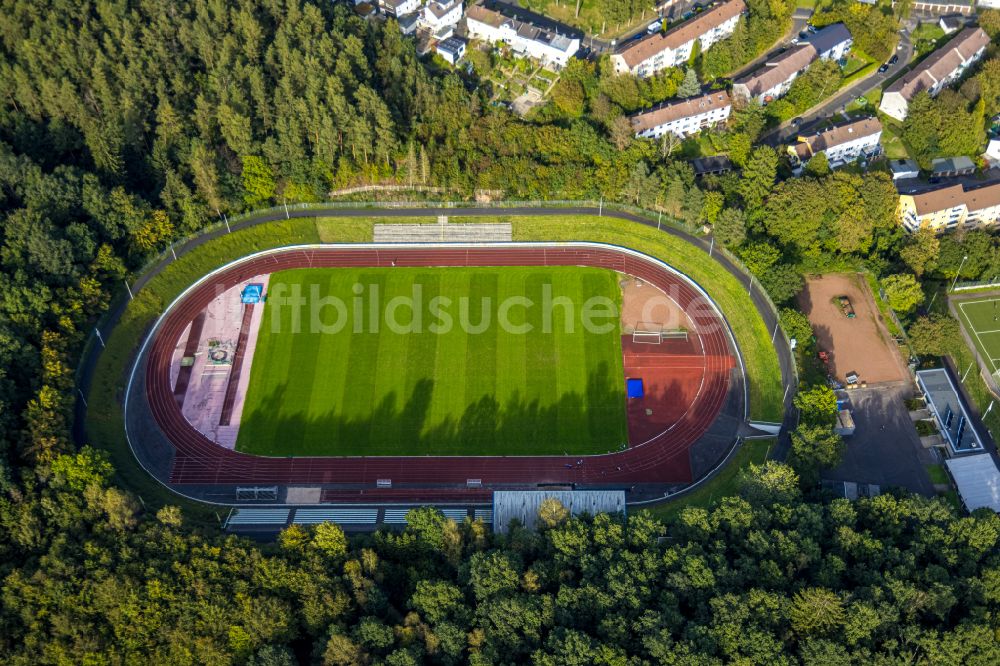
798,273,908,385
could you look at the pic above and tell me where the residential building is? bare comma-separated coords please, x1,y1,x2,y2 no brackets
422,0,462,33
381,0,421,18
910,0,972,14
879,27,989,121
629,90,732,140
788,117,882,172
732,44,817,103
890,159,920,180
691,155,734,177
436,36,466,65
610,0,746,78
938,15,965,34
803,22,852,62
930,155,975,178
465,2,580,69
354,2,377,18
398,12,420,35
985,139,1000,165
896,181,1000,232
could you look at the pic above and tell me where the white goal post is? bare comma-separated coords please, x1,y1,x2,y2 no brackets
632,330,663,344
631,324,688,343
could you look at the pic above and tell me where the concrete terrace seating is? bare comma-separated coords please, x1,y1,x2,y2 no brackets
292,508,378,525
373,222,512,243
225,508,290,526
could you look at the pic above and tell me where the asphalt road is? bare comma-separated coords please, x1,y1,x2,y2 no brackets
729,8,814,81
763,28,914,146
72,205,798,468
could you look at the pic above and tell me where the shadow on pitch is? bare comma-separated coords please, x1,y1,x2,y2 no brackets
235,362,632,456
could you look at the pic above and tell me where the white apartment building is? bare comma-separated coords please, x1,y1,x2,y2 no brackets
629,91,732,140
465,3,580,69
381,0,421,18
732,44,817,104
422,0,462,33
610,0,746,78
789,117,882,172
803,22,852,62
879,26,989,121
897,181,1000,233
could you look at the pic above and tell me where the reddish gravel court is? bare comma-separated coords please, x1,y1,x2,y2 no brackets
131,243,742,491
798,274,908,385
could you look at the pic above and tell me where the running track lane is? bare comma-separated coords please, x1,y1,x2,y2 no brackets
145,246,737,486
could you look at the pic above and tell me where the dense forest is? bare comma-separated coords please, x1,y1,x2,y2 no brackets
0,0,999,662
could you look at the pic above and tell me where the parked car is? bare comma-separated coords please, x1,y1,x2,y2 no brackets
878,63,889,73
807,24,817,33
889,54,899,65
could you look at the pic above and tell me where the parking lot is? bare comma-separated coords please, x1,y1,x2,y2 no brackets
823,385,936,496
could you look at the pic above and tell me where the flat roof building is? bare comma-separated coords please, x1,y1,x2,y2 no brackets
916,368,985,454
930,156,975,178
945,453,1000,513
890,159,920,181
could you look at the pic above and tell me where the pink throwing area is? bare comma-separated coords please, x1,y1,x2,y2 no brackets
168,274,269,448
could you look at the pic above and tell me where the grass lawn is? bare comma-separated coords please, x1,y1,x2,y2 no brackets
926,463,950,485
879,117,911,160
640,438,773,523
505,215,785,422
912,23,946,57
954,296,1000,378
85,218,326,516
87,212,782,512
236,266,627,456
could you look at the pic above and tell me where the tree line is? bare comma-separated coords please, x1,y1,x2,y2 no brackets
0,0,998,662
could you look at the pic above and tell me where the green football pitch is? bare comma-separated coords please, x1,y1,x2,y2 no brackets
235,266,628,456
956,296,1000,380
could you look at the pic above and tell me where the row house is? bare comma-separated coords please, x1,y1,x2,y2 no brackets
788,117,883,173
897,181,1000,233
629,91,732,140
465,3,580,69
732,44,817,104
610,0,746,78
879,27,989,121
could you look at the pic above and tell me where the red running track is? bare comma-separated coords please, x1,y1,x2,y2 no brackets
143,245,738,486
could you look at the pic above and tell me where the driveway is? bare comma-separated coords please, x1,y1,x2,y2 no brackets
763,27,914,146
729,8,814,80
823,384,937,496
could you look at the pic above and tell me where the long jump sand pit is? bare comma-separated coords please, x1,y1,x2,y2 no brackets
798,273,907,384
